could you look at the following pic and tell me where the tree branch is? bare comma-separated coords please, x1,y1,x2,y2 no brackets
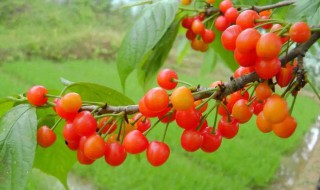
82,31,320,116
252,0,295,13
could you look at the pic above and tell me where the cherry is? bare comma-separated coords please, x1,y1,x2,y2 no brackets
289,22,311,43
132,113,151,133
157,107,176,123
60,92,82,113
221,25,242,51
219,0,233,14
270,24,289,44
201,29,216,43
180,130,203,152
171,86,194,111
77,149,94,165
233,66,255,78
256,33,282,60
225,7,239,24
182,17,194,29
236,10,259,29
144,87,169,113
146,141,170,167
215,16,230,31
276,61,296,88
231,99,253,124
250,99,265,115
65,140,79,151
263,94,289,124
73,111,97,136
236,28,261,54
234,48,257,67
194,99,208,113
181,0,192,5
186,29,197,41
83,134,107,160
37,125,56,148
63,121,81,142
201,128,222,153
27,85,48,106
138,97,159,118
255,58,281,79
106,134,119,144
157,69,178,90
123,130,149,154
256,112,272,133
105,142,127,166
272,115,297,138
217,116,239,139
255,82,272,100
176,107,201,130
192,19,205,34
55,99,77,121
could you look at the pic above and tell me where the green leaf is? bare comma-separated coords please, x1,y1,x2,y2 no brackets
33,119,75,189
176,38,190,64
66,82,134,105
210,29,238,71
0,104,37,190
117,0,179,89
0,98,14,117
289,0,320,25
138,17,181,88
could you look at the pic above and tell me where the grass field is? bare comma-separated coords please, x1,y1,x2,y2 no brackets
0,59,319,190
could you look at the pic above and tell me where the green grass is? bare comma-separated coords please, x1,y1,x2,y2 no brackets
0,59,319,190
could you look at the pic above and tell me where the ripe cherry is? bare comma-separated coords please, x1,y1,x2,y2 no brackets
138,97,159,118
157,69,178,90
77,149,94,165
256,33,282,60
182,17,194,29
73,111,97,136
217,116,239,139
236,10,259,29
60,92,82,113
231,99,253,124
27,85,48,106
219,0,233,14
157,107,176,123
181,0,192,5
215,16,230,31
255,82,272,100
55,99,77,121
132,113,151,133
234,48,257,67
144,87,169,113
233,66,255,78
37,125,56,148
236,28,261,54
225,7,239,24
146,141,170,167
63,121,81,142
201,29,215,43
272,115,297,138
289,22,311,43
105,142,127,166
263,94,289,124
176,107,201,130
123,130,149,154
171,86,194,111
255,58,281,79
192,19,205,34
256,112,273,133
83,134,107,160
276,61,296,88
201,128,222,153
221,25,242,51
180,130,203,152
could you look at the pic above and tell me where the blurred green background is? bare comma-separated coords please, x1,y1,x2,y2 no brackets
0,0,319,190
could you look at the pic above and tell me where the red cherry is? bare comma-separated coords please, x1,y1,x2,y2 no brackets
105,142,127,166
73,111,97,137
123,130,149,154
146,141,170,167
217,116,239,139
175,107,201,130
37,125,56,148
157,69,178,90
83,134,107,160
63,121,81,142
255,58,281,79
201,128,222,153
221,25,242,51
180,130,203,152
27,85,48,106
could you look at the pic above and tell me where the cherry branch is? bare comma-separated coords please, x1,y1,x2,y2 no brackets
82,31,320,116
252,0,295,12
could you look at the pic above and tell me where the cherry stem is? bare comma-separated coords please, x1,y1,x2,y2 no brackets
51,118,62,131
307,80,320,101
82,100,105,106
45,94,61,98
117,118,124,143
202,13,218,24
196,90,217,110
172,78,192,86
59,86,68,96
247,96,257,107
255,19,286,25
290,95,297,115
162,122,170,142
254,21,275,29
211,102,219,134
98,116,114,134
7,96,27,102
144,118,162,136
277,23,291,37
130,114,143,126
